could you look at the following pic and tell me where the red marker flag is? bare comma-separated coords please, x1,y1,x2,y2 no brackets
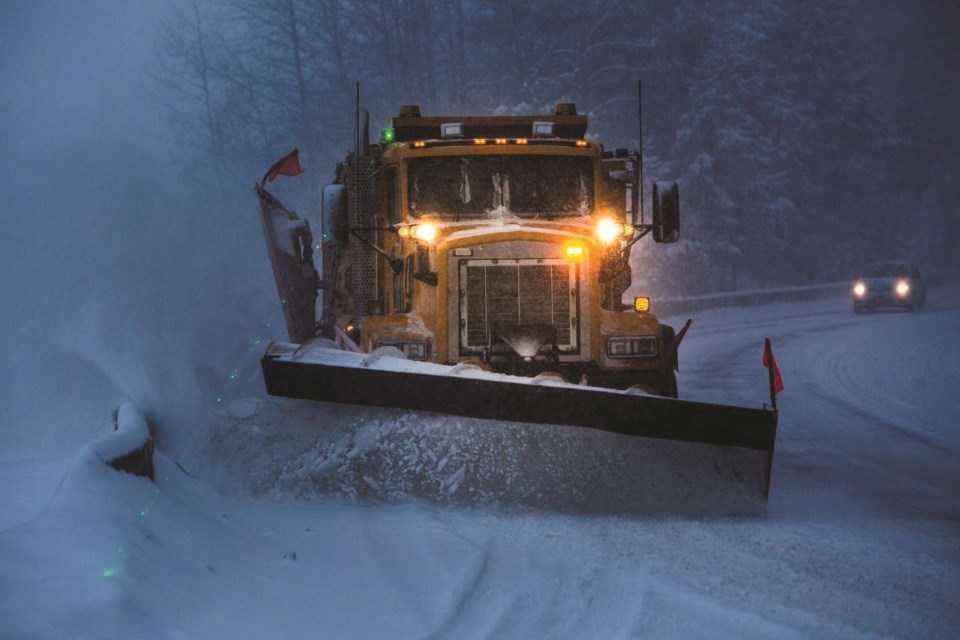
762,338,784,408
262,149,304,186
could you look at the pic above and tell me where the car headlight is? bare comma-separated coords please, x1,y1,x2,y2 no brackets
374,338,429,360
607,336,657,358
853,282,866,297
895,280,910,297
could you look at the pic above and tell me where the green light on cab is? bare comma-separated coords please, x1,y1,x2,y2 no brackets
102,569,115,578
381,128,395,143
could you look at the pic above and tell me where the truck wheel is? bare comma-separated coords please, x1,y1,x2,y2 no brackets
662,324,676,345
659,370,679,399
661,324,679,371
657,324,679,397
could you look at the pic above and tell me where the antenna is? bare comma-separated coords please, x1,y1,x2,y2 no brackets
354,81,360,158
637,79,645,226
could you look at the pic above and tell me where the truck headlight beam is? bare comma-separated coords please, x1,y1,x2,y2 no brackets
596,218,624,244
411,223,437,242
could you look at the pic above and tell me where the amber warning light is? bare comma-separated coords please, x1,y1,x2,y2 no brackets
634,297,650,313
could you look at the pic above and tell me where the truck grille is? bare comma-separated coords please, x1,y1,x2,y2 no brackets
459,259,578,353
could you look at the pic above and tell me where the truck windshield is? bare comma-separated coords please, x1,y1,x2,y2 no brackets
407,155,593,219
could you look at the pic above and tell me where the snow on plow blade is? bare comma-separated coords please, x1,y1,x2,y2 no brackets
261,342,778,514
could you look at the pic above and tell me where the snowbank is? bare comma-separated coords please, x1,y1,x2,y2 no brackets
207,398,768,517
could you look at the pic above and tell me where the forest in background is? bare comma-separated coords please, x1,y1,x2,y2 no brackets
154,0,960,295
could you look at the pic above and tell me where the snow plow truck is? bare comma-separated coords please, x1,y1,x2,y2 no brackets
254,99,778,513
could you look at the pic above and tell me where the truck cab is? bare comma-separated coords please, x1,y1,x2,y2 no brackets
319,104,681,395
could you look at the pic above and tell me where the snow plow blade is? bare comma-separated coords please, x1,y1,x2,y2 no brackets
261,342,778,512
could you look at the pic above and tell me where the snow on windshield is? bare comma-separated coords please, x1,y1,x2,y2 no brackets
407,155,593,219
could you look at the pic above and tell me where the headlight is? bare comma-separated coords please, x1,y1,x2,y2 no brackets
397,223,437,242
411,223,437,242
596,218,624,244
895,280,910,296
374,338,429,360
607,336,657,358
853,282,866,297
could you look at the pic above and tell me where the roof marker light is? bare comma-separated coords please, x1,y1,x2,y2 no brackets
532,121,555,137
441,122,463,138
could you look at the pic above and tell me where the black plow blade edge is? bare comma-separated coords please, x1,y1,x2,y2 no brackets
261,357,778,452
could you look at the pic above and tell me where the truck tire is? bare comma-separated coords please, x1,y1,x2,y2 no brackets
659,370,679,399
662,324,676,345
658,324,679,397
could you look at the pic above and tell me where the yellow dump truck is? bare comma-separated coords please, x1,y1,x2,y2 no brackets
254,100,778,510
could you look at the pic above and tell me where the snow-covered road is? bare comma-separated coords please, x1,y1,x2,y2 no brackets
2,283,959,638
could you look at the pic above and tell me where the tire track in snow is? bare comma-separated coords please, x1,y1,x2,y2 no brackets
668,283,960,534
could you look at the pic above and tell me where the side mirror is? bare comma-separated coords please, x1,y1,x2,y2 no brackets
652,181,680,243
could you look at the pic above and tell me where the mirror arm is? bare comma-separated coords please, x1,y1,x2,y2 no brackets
620,226,651,261
349,229,404,273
